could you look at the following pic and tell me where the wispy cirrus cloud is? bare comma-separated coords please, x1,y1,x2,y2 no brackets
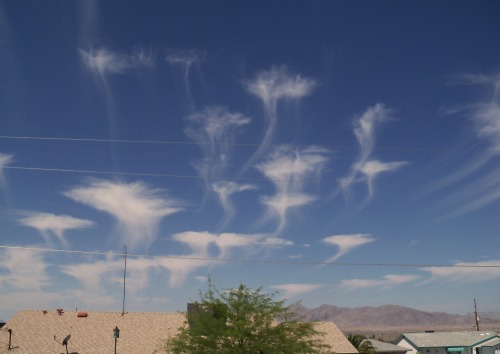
172,231,290,259
440,167,500,220
0,153,13,191
185,106,251,189
80,47,154,76
359,160,408,198
322,234,375,263
18,212,93,245
212,181,257,229
64,179,183,251
260,237,294,247
454,73,500,152
0,247,50,291
157,256,214,288
79,47,155,147
165,49,203,66
61,255,120,293
245,66,317,168
421,260,500,283
185,106,253,224
61,253,213,294
270,283,323,299
338,104,407,205
77,0,99,45
256,146,329,233
166,48,205,109
339,274,419,291
435,73,500,218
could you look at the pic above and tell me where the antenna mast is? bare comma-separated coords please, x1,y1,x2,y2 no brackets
474,298,480,331
122,245,127,316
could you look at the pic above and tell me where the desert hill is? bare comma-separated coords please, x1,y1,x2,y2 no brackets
290,304,500,337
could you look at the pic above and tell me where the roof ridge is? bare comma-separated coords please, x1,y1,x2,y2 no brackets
17,309,186,314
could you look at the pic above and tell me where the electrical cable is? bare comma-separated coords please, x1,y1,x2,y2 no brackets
0,134,461,152
0,245,498,268
2,165,499,189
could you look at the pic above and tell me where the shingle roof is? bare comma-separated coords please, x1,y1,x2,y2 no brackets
363,339,410,353
0,309,358,354
0,309,185,354
314,322,359,354
400,331,499,348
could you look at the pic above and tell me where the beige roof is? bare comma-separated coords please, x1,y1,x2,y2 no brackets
0,309,185,354
399,331,500,348
314,321,359,354
1,309,358,354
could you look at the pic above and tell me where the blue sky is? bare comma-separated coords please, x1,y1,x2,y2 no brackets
1,1,500,321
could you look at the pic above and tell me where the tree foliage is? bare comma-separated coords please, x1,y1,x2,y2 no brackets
347,334,376,354
159,281,332,354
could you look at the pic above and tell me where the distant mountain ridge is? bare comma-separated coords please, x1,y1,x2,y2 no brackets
290,304,500,327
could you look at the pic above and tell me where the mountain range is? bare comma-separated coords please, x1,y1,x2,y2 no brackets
290,304,500,329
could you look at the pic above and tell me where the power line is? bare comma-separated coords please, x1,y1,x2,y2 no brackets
2,165,272,184
0,134,457,152
3,165,500,190
1,245,499,268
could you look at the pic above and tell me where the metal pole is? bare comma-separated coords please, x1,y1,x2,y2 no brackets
7,328,12,350
113,326,119,354
122,244,127,316
474,298,480,331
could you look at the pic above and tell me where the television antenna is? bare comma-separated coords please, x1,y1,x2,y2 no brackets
54,334,71,354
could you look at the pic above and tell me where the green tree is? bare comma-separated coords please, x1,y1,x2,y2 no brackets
347,334,376,354
158,281,332,354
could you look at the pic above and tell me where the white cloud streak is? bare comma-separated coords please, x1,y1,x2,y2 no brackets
18,212,94,245
322,234,375,263
64,230,293,292
79,47,155,143
61,252,213,295
185,106,251,189
440,166,500,219
339,274,419,291
0,153,13,191
212,181,257,228
0,248,50,291
165,48,204,109
359,160,409,198
245,66,317,168
172,231,289,259
256,146,329,232
421,260,500,283
338,104,407,204
79,47,154,76
185,107,252,224
433,73,500,217
64,179,183,251
270,283,323,299
61,255,121,293
77,0,99,45
165,49,203,66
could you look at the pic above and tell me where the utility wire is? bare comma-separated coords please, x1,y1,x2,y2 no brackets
3,165,500,190
0,134,460,152
2,165,272,183
1,245,499,268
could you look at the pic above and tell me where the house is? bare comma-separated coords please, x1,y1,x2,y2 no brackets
395,331,500,354
0,309,358,353
362,338,410,354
